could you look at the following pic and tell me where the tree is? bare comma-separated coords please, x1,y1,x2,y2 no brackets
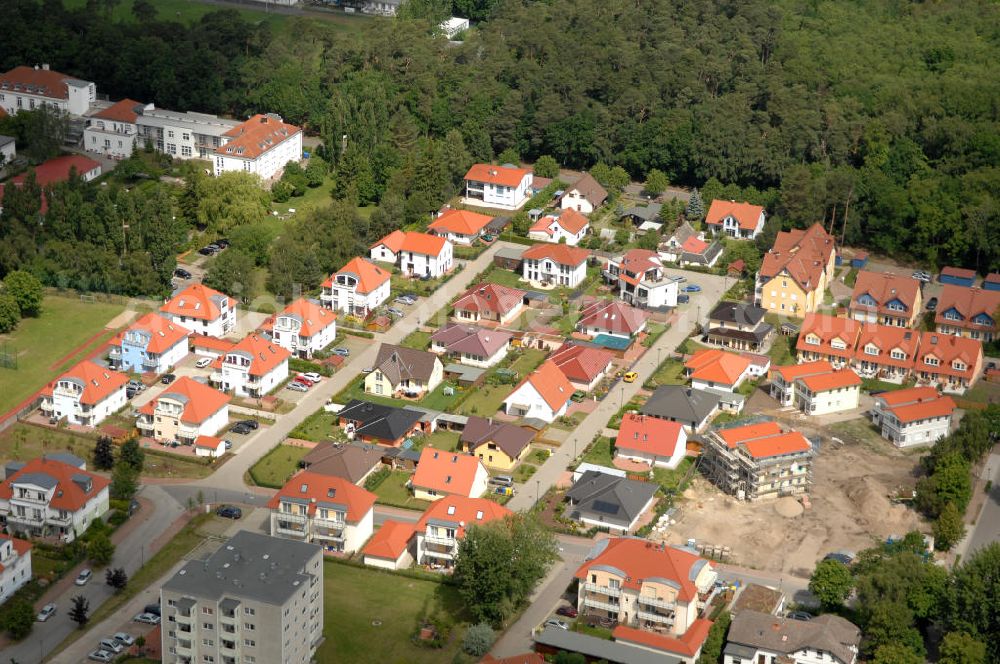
606,166,630,194
809,559,854,610
105,567,128,592
93,436,115,471
932,501,966,551
131,0,156,21
498,148,520,166
69,595,90,628
110,464,138,501
228,223,275,267
462,623,496,656
305,156,328,188
939,632,986,664
554,653,586,664
916,452,971,517
643,169,669,196
271,179,294,203
119,437,145,472
195,172,271,231
2,600,34,639
947,543,1000,662
686,188,705,221
0,294,20,333
88,533,115,566
697,610,730,664
871,644,923,664
204,249,256,300
862,600,925,658
135,635,146,656
3,271,44,317
4,106,69,163
533,155,559,178
511,211,529,235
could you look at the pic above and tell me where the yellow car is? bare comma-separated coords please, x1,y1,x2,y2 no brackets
623,371,638,383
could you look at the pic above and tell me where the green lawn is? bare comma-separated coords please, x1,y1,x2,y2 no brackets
289,409,341,442
652,457,694,494
457,383,511,417
513,461,538,483
581,437,615,467
420,381,463,412
332,378,401,409
644,359,686,389
400,330,432,350
474,266,526,289
317,561,467,663
370,470,431,510
248,444,310,488
768,334,797,366
0,294,126,414
420,429,460,452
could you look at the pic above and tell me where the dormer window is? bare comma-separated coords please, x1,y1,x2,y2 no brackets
864,344,879,356
953,361,965,371
830,339,847,350
925,356,940,367
806,335,820,346
890,349,906,360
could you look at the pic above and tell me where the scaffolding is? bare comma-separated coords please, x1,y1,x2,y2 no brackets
702,426,814,501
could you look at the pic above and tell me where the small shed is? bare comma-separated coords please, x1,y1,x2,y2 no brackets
939,266,976,287
983,273,1000,292
727,259,746,277
194,435,225,458
494,246,525,271
850,251,869,269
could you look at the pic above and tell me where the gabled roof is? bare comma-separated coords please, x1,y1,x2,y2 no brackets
224,333,290,377
118,312,189,354
301,442,384,484
875,385,940,407
641,386,720,424
615,414,685,459
511,360,574,411
565,172,608,207
0,155,102,203
566,470,658,527
715,422,811,459
415,495,512,539
940,266,976,279
614,620,714,658
194,435,224,451
338,400,424,444
160,283,232,322
0,66,89,101
709,301,766,327
934,286,1000,330
852,324,920,369
797,368,861,392
0,458,109,512
796,314,861,360
550,343,614,384
372,343,441,385
0,534,33,560
464,163,530,187
373,230,449,257
529,209,590,236
42,360,127,405
621,203,662,222
273,298,336,337
726,610,861,664
705,200,764,231
771,360,834,382
190,334,235,353
361,520,415,561
684,349,751,386
613,248,662,275
521,243,591,266
453,283,526,316
681,235,709,254
574,537,710,600
851,271,921,316
216,114,300,160
138,376,229,425
882,390,955,424
267,471,375,523
431,324,512,358
759,223,835,290
460,417,534,460
915,332,982,380
428,209,493,236
412,449,485,496
92,98,144,123
325,256,391,294
578,299,649,336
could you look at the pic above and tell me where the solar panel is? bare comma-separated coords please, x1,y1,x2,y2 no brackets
591,500,621,515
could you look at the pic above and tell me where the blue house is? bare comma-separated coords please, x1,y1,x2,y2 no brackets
983,273,1000,292
938,266,976,287
112,313,190,375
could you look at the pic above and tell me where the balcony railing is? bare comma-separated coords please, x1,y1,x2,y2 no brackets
424,533,457,547
583,582,622,598
636,609,675,625
636,595,676,610
582,596,621,613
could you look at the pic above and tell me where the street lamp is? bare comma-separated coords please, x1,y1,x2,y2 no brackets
620,386,625,410
536,480,540,504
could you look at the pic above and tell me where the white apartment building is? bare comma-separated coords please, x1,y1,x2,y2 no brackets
84,98,152,159
413,497,512,568
463,163,533,209
40,360,128,427
160,531,324,664
521,243,591,288
268,473,376,554
219,333,290,398
136,376,231,444
0,65,96,117
160,283,237,338
871,386,956,448
770,361,861,415
369,230,453,278
213,114,303,181
321,257,391,317
606,249,679,309
0,535,32,605
136,108,240,160
269,298,337,359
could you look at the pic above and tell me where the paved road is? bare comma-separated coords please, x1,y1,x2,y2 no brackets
961,451,1000,557
506,268,730,511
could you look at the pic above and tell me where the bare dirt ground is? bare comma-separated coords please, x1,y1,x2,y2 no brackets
660,419,926,578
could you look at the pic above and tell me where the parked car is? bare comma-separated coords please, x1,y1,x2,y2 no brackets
87,650,114,663
126,388,138,400
544,619,569,630
217,505,242,519
224,440,233,450
294,376,315,387
133,612,161,625
556,606,578,618
161,373,176,384
394,295,417,305
286,381,308,392
173,268,192,279
787,611,813,621
386,307,404,317
677,294,691,304
823,552,854,566
332,347,350,357
126,379,145,392
912,270,932,283
230,423,253,435
216,238,230,249
238,419,260,430
926,296,938,311
623,371,638,383
206,243,221,252
99,638,123,654
197,246,217,256
75,568,93,586
113,633,135,647
299,372,323,383
36,603,56,622
195,357,212,369
490,475,514,487
143,603,161,617
675,275,687,282
684,284,702,292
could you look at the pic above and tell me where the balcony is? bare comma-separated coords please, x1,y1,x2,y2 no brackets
175,612,193,625
175,640,193,656
583,582,622,598
422,542,457,560
108,348,121,359
221,639,237,653
142,358,159,370
582,596,621,613
274,520,307,537
637,595,676,610
424,533,457,547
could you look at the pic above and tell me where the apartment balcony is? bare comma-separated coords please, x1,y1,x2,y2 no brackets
636,609,675,625
422,542,457,560
636,595,676,611
175,640,193,656
220,640,238,655
108,348,121,359
174,612,193,626
142,357,159,370
424,533,458,548
583,582,622,598
582,596,621,613
220,623,237,634
274,520,308,538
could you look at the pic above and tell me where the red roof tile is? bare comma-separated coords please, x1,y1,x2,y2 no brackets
934,286,1000,333
10,155,101,188
706,199,764,231
681,235,709,254
770,360,834,382
684,349,752,386
885,393,955,424
0,534,33,559
267,471,376,523
0,66,83,101
190,334,235,352
362,520,415,560
46,360,128,406
0,458,109,512
225,333,290,377
915,332,982,381
613,619,714,657
717,422,811,459
414,495,512,539
615,414,685,459
796,314,861,360
453,283,526,317
194,435,224,451
760,223,835,290
464,163,530,188
480,653,546,664
876,385,940,407
372,230,448,256
412,449,485,497
852,324,920,369
92,98,143,123
138,376,229,425
550,344,614,383
275,298,336,337
574,538,708,599
521,243,591,266
851,271,921,318
716,421,784,448
797,368,861,392
160,284,232,322
216,114,301,160
515,360,574,411
121,312,189,354
325,256,391,294
428,209,492,236
578,299,649,336
940,266,976,279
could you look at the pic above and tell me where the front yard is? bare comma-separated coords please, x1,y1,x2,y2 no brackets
248,443,310,488
581,436,615,467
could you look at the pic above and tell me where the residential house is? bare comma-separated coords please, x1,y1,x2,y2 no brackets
723,610,861,664
321,256,391,317
550,343,615,392
267,298,337,359
361,520,415,570
521,243,591,288
160,283,237,338
770,361,861,414
849,271,922,327
159,531,323,664
299,441,384,486
452,283,526,325
796,314,862,368
430,324,513,368
110,312,189,374
136,376,230,444
213,114,302,181
684,349,754,393
459,416,535,471
575,538,717,662
412,496,512,567
871,387,956,448
913,332,983,392
0,154,102,213
578,299,650,339
851,324,921,383
84,98,151,159
190,334,234,359
706,302,773,352
935,285,1000,342
360,0,403,16
0,535,32,605
428,208,493,245
705,200,766,240
620,203,662,226
640,385,721,432
268,472,375,554
464,163,533,209
364,344,444,398
528,209,590,245
370,230,454,278
40,360,128,427
337,400,424,447
769,361,832,407
659,221,700,262
606,249,679,309
503,360,575,423
135,107,240,160
0,65,95,117
565,471,658,534
615,414,688,470
0,458,109,542
755,223,837,317
0,134,14,165
411,448,489,501
703,421,813,501
561,173,608,214
675,235,724,268
938,266,976,287
219,333,291,398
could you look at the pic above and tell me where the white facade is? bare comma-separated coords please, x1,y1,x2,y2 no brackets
561,188,597,215
400,244,453,278
45,379,126,427
221,352,289,398
364,547,413,570
161,301,236,339
0,66,95,117
871,402,953,448
464,169,533,209
0,479,109,543
522,256,588,288
503,382,568,423
83,102,151,160
214,124,303,181
616,429,689,470
0,136,15,166
271,502,374,555
137,399,229,444
322,275,390,317
271,314,336,359
0,537,31,605
725,644,855,664
796,382,860,415
528,216,589,245
136,109,241,160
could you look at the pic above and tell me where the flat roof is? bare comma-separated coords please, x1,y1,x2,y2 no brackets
534,627,682,664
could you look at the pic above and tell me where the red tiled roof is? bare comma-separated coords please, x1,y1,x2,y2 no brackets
706,200,764,231
453,283,526,316
728,259,746,273
464,163,530,188
716,422,784,448
521,243,590,266
0,534,33,561
0,458,109,512
550,344,614,383
428,209,492,235
615,414,685,459
138,376,229,425
372,230,448,257
876,385,940,407
554,208,589,234
770,360,834,382
414,495,512,539
275,298,336,337
194,435,224,451
160,284,232,322
10,155,101,189
190,334,235,352
759,223,835,290
681,235,709,254
612,249,661,275
853,324,920,369
0,66,83,101
985,273,1000,285
362,520,415,561
797,368,861,392
851,271,921,317
325,256,391,294
92,98,143,123
915,332,982,381
216,114,300,160
480,653,546,664
934,286,1000,333
684,349,751,386
267,471,375,523
574,538,708,599
885,393,956,424
225,333,291,377
121,312,189,354
796,314,861,360
717,422,811,459
613,619,714,657
940,266,976,279
514,360,574,411
44,360,128,405
578,299,649,336
412,449,485,497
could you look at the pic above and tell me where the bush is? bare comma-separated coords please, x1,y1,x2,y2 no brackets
1,600,35,639
462,623,496,656
364,467,391,491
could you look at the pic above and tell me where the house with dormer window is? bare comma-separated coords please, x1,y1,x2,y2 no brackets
40,360,128,427
528,209,590,245
268,472,375,554
364,344,444,398
212,114,302,181
914,332,983,392
411,448,489,501
605,249,680,309
109,312,189,374
849,271,922,327
503,360,575,423
411,497,511,568
935,286,1000,342
795,314,861,368
851,323,920,382
321,256,391,317
160,283,236,338
265,298,336,359
219,333,290,398
136,376,230,444
756,223,836,317
521,243,591,288
705,200,766,240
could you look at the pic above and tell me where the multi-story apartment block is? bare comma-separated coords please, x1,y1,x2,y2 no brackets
110,312,189,374
268,472,375,554
0,457,109,542
935,285,1000,342
0,534,32,605
213,114,303,181
463,163,533,209
160,284,237,338
370,230,454,278
755,223,836,317
0,65,95,117
136,108,240,160
160,531,323,664
321,257,391,317
703,421,813,501
848,271,922,327
769,361,861,415
40,360,128,427
136,376,230,444
521,243,590,288
84,98,151,159
219,333,290,398
871,386,955,448
412,496,511,568
605,249,679,309
267,298,337,359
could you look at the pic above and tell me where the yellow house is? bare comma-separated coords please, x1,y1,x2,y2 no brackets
458,416,534,471
364,343,443,398
755,223,836,318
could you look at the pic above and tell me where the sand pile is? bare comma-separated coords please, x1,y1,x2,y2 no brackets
774,496,804,518
845,475,911,533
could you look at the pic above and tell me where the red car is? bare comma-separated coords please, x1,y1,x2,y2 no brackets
295,375,315,387
556,606,578,618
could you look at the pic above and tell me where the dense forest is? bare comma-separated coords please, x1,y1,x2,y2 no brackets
1,0,998,297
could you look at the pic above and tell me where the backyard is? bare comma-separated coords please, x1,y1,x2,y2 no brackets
643,358,686,389
248,443,310,488
289,409,341,443
368,470,431,511
581,436,615,467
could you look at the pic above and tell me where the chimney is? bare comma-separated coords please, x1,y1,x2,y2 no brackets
260,116,268,124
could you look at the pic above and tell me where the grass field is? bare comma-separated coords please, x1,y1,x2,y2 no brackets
420,429,460,452
399,330,432,350
371,470,431,510
644,358,686,389
248,443,310,488
289,409,340,442
581,436,615,467
0,295,126,415
317,561,467,663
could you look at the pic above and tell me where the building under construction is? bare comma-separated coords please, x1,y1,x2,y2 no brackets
702,420,813,501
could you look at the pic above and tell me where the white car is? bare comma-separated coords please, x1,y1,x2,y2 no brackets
113,632,135,647
134,612,161,625
286,382,308,393
36,603,56,622
87,651,114,663
195,357,213,369
544,619,569,630
299,372,323,383
75,568,93,585
99,638,123,654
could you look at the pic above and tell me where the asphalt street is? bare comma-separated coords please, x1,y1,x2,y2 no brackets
961,451,1000,556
